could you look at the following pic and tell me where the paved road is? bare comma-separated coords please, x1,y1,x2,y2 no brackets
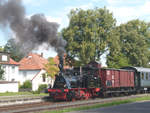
67,100,150,113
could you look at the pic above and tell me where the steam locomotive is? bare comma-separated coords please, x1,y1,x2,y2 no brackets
48,56,150,101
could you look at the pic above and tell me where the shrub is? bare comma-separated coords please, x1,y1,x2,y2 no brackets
31,90,40,94
38,84,48,93
20,80,32,89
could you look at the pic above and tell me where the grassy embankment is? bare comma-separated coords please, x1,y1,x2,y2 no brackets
42,95,150,113
0,92,48,96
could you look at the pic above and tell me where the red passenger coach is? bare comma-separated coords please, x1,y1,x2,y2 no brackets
100,68,135,94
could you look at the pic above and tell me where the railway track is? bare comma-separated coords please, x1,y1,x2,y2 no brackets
0,94,149,113
0,95,47,106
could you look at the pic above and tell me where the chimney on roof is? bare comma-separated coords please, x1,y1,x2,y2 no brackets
41,53,43,57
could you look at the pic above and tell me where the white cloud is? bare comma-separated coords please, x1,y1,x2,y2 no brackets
107,0,143,5
22,0,48,6
91,0,103,2
34,43,57,58
65,3,94,11
107,0,150,24
22,0,40,6
46,16,62,25
140,1,150,15
52,3,95,31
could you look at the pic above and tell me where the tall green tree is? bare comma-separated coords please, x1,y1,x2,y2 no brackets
0,65,4,80
107,19,150,67
62,7,116,66
4,38,25,62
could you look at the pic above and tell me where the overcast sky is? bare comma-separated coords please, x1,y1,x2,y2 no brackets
0,0,150,59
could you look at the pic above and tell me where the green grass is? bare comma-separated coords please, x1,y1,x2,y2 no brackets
42,95,150,113
0,92,48,96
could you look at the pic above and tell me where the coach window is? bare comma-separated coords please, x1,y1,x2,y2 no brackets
146,73,149,80
141,72,144,80
149,73,150,80
144,72,146,80
144,72,147,80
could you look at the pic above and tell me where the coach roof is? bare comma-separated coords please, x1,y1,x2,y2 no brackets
122,66,150,73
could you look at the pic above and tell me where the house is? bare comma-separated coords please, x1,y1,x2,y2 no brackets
0,52,19,92
0,52,19,81
19,53,54,91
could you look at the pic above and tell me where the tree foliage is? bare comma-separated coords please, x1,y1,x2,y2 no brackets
0,65,5,80
62,7,116,66
4,38,25,62
107,20,150,67
0,46,4,52
20,80,32,89
44,57,59,78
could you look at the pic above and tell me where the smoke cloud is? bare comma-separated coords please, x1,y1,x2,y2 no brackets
0,0,66,56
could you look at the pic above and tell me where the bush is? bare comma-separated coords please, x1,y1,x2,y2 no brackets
20,80,32,89
31,90,40,94
38,84,48,93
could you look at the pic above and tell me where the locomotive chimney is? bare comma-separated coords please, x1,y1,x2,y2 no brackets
58,55,64,74
41,52,43,57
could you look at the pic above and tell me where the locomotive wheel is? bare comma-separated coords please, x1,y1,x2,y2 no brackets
66,91,76,101
85,93,90,100
102,92,108,98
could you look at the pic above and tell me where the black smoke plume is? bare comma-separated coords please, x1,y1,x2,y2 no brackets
0,0,66,56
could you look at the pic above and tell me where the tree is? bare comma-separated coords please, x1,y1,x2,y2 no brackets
107,19,150,67
44,57,59,78
0,65,4,80
0,46,4,52
4,38,25,62
62,7,116,66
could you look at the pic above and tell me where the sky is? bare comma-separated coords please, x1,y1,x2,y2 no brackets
0,0,150,61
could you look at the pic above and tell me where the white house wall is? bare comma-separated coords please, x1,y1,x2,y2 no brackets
0,82,19,93
19,69,54,91
2,65,19,81
19,70,40,84
32,69,54,91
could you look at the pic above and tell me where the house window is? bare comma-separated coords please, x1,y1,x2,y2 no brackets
23,71,27,77
2,65,6,71
2,55,7,61
42,74,46,82
12,66,15,73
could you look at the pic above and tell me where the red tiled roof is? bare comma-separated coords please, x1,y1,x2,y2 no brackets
19,53,48,70
0,58,19,65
